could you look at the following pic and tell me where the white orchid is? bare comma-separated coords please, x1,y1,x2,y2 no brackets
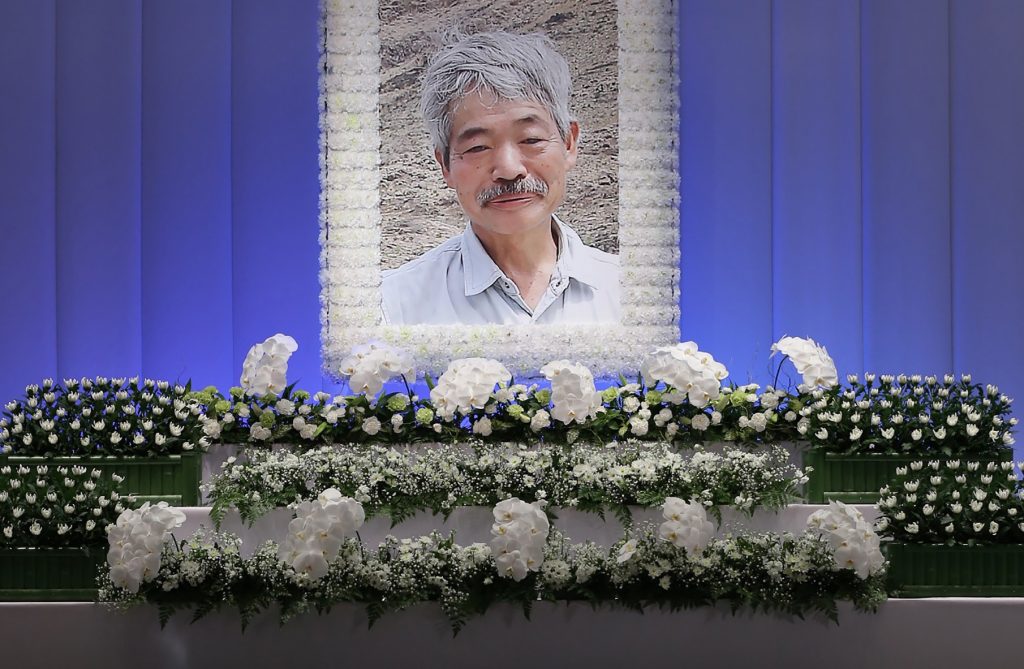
338,342,414,397
106,502,186,593
429,358,512,420
279,488,364,581
640,342,727,408
539,360,603,425
806,501,884,579
770,335,838,390
657,497,715,556
490,498,549,581
239,333,298,396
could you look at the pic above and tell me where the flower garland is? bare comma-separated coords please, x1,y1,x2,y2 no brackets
100,499,887,631
206,442,806,526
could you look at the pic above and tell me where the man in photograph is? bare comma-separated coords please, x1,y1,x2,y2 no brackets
380,30,621,326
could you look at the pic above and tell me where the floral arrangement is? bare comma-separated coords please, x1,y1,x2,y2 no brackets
806,501,886,578
279,488,365,581
100,497,886,630
105,501,186,593
206,442,806,526
194,341,799,448
797,374,1015,456
490,498,550,581
239,333,299,397
2,337,1014,462
0,377,207,456
876,459,1024,544
0,463,128,548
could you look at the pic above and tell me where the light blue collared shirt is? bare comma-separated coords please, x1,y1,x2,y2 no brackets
380,216,620,325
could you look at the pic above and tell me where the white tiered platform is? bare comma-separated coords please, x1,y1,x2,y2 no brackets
2,597,1020,667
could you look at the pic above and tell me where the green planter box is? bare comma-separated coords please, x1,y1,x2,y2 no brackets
1,453,201,506
885,542,1024,597
0,547,105,601
802,451,1012,504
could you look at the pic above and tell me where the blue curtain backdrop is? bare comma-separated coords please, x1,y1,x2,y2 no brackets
1,0,1022,453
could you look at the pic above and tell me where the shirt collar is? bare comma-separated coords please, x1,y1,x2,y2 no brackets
460,215,603,297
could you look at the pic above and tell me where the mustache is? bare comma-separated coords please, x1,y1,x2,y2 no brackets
476,177,549,206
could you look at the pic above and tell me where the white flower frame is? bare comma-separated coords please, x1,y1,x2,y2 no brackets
320,0,679,377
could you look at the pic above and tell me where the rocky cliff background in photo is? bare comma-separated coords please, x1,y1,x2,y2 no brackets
378,0,619,271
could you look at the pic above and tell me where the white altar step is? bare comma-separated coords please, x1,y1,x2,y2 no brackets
1,598,1020,668
177,504,880,553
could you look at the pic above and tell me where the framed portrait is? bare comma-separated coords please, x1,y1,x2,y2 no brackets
320,0,679,376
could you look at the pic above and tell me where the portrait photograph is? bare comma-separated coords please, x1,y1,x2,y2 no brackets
322,0,679,374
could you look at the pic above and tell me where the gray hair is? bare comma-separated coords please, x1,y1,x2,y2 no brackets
420,30,574,166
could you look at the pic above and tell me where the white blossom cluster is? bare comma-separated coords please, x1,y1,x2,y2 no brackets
429,358,512,421
540,360,604,425
640,341,729,407
239,333,298,396
338,341,414,396
771,336,839,390
106,502,186,593
806,501,885,579
279,487,365,581
490,498,550,581
657,497,715,556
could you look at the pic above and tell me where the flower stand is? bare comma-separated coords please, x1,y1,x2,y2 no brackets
1,453,201,506
885,543,1024,597
803,451,1012,504
0,547,104,601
